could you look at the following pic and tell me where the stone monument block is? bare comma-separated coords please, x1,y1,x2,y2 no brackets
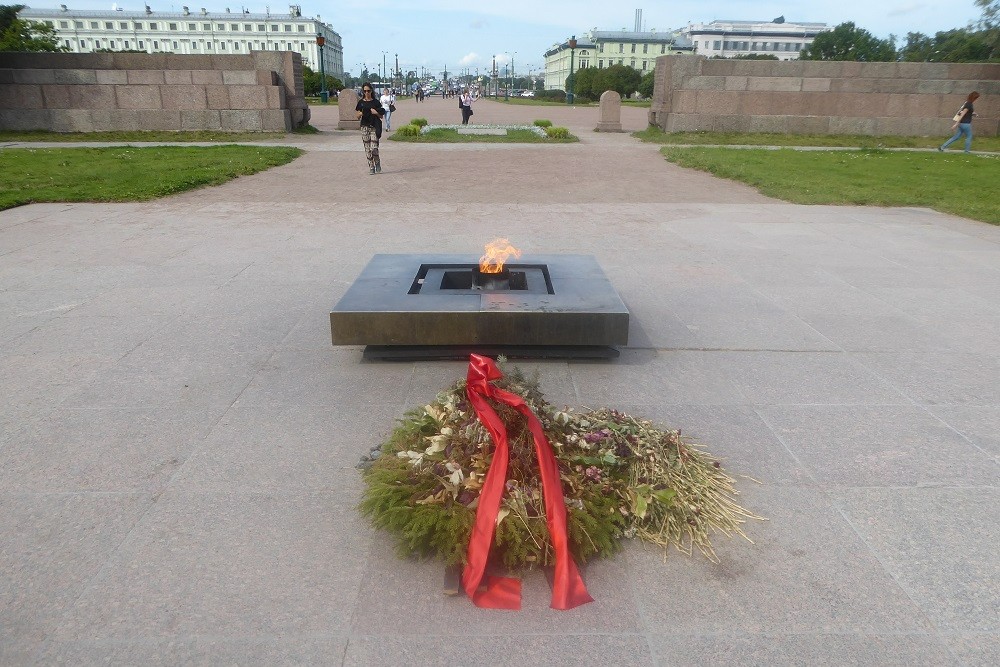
164,70,193,84
191,70,224,85
205,84,230,109
69,84,116,110
115,84,162,109
41,84,70,108
161,85,209,110
338,87,360,130
221,109,263,131
126,69,165,84
596,90,623,132
95,69,128,85
181,109,222,130
222,70,257,85
227,85,269,110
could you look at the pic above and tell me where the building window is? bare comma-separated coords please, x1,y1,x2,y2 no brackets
273,42,278,49
206,42,212,50
89,21,97,29
598,59,603,68
598,43,603,52
618,58,624,65
630,58,636,67
283,24,292,31
234,42,240,50
138,40,144,48
270,24,278,31
618,43,623,53
642,60,648,70
105,21,113,29
59,20,68,28
191,42,197,50
168,23,176,30
123,40,129,48
662,44,666,53
188,23,196,30
64,39,70,46
149,22,157,30
220,43,226,50
120,22,127,29
231,24,239,30
80,39,86,47
203,23,211,30
297,24,305,32
631,43,636,53
257,24,265,31
153,41,158,48
642,43,648,53
245,24,253,31
74,21,83,28
173,41,178,48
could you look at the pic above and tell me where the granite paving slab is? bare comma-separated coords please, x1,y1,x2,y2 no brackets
2,99,998,663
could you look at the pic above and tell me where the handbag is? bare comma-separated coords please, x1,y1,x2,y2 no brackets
389,103,396,112
952,107,964,122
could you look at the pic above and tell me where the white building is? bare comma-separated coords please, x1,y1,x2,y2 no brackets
682,19,830,60
18,5,343,77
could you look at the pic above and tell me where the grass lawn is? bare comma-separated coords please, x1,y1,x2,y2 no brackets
0,145,302,210
388,128,578,143
635,126,1000,152
660,146,1000,225
0,129,292,143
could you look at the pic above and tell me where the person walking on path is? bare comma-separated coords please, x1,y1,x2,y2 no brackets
355,82,385,174
380,88,396,131
460,88,474,125
940,91,980,153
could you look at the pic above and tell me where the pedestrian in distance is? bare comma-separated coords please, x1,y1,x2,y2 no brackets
355,82,385,174
939,91,980,153
460,88,474,125
380,88,396,131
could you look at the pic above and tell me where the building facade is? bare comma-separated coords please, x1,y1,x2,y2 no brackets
682,19,829,60
18,5,343,77
544,30,692,91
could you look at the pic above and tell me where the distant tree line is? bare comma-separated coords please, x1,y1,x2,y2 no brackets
1,4,64,52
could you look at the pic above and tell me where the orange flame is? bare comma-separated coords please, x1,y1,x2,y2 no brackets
479,238,521,274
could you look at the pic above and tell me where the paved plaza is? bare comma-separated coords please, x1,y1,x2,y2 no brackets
1,98,999,665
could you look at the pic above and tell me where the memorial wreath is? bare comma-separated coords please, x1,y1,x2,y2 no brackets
360,354,762,609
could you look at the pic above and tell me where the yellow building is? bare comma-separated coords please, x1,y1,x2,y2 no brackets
544,30,692,91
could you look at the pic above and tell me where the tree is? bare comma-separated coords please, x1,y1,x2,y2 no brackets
1,4,65,52
900,29,993,62
599,63,642,98
800,22,897,61
975,0,1000,58
638,70,655,98
302,65,343,96
569,66,598,99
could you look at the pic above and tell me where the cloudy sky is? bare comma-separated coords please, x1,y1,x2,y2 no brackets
32,1,987,76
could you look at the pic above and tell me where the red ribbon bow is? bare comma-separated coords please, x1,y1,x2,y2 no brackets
461,354,593,610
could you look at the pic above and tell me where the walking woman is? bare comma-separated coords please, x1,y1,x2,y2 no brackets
459,88,474,125
380,87,396,131
355,82,385,174
940,91,980,153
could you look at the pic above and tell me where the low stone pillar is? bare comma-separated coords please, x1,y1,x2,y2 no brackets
338,88,360,130
596,90,623,132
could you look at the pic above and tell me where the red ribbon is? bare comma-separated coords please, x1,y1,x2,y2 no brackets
461,354,593,610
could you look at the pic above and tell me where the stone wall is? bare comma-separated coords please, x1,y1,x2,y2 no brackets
0,51,309,132
649,56,1000,136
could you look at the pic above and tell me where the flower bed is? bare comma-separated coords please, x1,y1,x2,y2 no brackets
421,124,548,137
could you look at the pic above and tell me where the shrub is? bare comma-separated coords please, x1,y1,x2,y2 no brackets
395,124,421,137
535,89,566,101
411,117,428,127
533,119,552,128
545,126,570,139
572,96,593,104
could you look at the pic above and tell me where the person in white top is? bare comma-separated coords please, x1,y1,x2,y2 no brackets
460,89,474,125
380,89,396,131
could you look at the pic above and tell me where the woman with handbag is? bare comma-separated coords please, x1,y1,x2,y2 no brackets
380,88,397,131
355,83,385,174
939,91,980,153
460,88,474,125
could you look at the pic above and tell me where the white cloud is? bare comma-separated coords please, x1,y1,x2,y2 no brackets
888,3,926,17
458,52,479,65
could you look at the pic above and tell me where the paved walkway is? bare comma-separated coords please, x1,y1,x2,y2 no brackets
2,98,998,665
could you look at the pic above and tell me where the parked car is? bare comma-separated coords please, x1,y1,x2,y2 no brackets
520,90,535,98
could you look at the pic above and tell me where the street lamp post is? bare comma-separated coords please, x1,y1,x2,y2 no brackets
381,51,388,92
567,35,577,104
510,51,516,95
394,53,399,93
492,54,497,97
316,34,328,103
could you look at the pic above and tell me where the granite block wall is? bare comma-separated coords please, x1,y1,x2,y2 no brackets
649,55,999,137
0,51,309,132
